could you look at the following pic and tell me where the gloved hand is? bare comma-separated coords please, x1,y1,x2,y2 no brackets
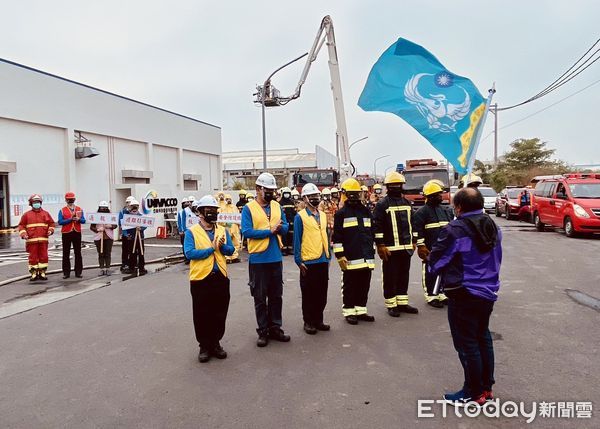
417,245,430,261
376,244,391,262
337,256,348,271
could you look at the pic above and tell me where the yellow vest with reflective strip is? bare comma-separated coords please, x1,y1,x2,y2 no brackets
299,209,330,262
189,224,227,281
246,199,283,254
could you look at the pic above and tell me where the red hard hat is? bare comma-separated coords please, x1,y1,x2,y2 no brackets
29,194,42,202
65,192,76,199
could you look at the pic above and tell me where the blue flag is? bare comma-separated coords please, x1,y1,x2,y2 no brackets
358,38,488,174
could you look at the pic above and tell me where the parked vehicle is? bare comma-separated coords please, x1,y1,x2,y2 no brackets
402,159,451,207
531,173,600,237
479,186,497,214
495,187,523,220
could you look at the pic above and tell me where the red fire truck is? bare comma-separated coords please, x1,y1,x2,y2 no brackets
401,159,451,207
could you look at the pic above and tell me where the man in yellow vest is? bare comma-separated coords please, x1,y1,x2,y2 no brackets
184,195,235,363
241,172,290,347
294,183,331,335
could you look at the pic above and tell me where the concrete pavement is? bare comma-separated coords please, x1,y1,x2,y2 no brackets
0,218,598,428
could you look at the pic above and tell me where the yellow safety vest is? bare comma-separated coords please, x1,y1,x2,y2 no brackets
188,224,227,281
299,209,330,262
246,199,283,253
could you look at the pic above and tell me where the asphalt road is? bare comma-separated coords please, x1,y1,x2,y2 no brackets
0,218,598,428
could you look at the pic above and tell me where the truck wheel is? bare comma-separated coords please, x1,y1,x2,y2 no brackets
495,205,501,217
534,212,545,232
564,217,577,238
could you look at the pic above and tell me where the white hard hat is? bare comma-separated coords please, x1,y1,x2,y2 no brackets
281,187,291,194
98,201,110,208
182,197,190,203
129,199,140,206
330,187,339,193
125,196,134,203
196,195,220,208
256,172,278,190
188,195,196,202
301,183,321,197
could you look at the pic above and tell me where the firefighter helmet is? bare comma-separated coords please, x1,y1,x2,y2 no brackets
29,194,43,203
384,171,406,185
361,185,368,191
330,187,340,194
65,192,76,199
291,189,300,196
321,187,331,196
423,180,444,196
373,183,382,190
238,189,247,196
341,178,362,192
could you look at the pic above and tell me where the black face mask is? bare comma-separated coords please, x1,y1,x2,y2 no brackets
308,197,320,207
428,194,443,206
98,207,110,213
66,199,75,204
346,192,361,205
387,187,403,198
204,210,218,223
263,191,274,202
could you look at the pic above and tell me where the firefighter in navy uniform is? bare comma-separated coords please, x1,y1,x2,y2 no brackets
412,180,454,308
373,171,418,317
279,187,296,256
332,178,376,325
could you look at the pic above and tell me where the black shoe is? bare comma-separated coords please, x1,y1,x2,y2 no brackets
138,269,148,276
345,315,358,325
387,307,401,317
428,300,444,309
211,344,228,359
120,266,127,272
357,314,375,322
62,274,70,279
75,274,83,278
303,323,317,335
121,268,133,274
198,348,210,363
315,323,330,331
257,335,269,347
397,304,419,314
269,328,291,342
441,298,449,306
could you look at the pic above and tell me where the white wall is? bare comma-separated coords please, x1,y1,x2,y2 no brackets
153,145,178,186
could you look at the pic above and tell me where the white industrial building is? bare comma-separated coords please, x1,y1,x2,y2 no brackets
0,58,222,232
223,145,338,189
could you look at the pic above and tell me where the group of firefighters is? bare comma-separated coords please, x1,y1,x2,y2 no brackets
182,170,473,363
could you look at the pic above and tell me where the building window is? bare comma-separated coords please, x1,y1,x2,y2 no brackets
123,177,150,185
184,180,198,191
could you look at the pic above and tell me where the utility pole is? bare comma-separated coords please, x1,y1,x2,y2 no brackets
493,103,498,165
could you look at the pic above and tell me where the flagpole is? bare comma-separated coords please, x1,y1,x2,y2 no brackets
465,84,496,179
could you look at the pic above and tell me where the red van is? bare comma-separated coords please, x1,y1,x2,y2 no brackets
532,174,600,237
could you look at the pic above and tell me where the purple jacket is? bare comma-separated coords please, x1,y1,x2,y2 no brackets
429,210,502,301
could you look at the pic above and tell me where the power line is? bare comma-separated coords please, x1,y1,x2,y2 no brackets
500,77,600,130
498,38,599,111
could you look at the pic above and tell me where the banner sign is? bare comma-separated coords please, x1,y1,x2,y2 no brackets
217,213,242,224
122,214,156,230
186,214,199,228
86,212,119,225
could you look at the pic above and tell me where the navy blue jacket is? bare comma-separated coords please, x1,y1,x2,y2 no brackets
429,210,502,301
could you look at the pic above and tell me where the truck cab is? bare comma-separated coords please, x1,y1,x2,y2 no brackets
402,159,450,207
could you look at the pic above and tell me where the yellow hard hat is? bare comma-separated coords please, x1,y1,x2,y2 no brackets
341,178,362,192
461,173,482,185
361,185,368,191
384,171,406,185
239,189,247,195
373,183,382,190
246,192,254,199
423,180,444,196
321,187,331,195
225,194,232,200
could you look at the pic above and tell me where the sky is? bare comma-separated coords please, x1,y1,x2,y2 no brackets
1,0,599,175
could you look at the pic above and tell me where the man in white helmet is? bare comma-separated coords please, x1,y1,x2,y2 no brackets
241,172,290,347
294,183,331,335
184,195,235,363
118,196,135,272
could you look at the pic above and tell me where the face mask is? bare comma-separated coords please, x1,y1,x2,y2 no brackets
32,202,42,209
292,195,299,201
66,199,75,204
375,189,382,195
387,187,403,198
98,207,110,213
323,195,331,201
308,197,320,207
346,193,361,204
219,197,224,201
428,194,443,205
248,197,254,201
130,208,139,214
204,211,218,223
226,200,232,204
263,190,274,202
283,193,291,199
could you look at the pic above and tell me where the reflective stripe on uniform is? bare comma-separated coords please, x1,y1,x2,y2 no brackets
342,307,357,317
332,243,344,253
416,239,425,245
375,233,384,239
386,244,413,251
366,259,375,269
37,262,49,269
424,221,449,229
343,217,358,227
385,206,412,248
25,223,48,228
363,218,371,227
384,297,397,308
396,295,409,305
26,237,48,243
355,306,368,315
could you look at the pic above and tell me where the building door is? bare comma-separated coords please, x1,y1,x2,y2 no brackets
0,174,8,229
113,188,132,211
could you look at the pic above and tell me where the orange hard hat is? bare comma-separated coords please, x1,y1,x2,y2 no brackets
29,194,43,202
65,192,76,199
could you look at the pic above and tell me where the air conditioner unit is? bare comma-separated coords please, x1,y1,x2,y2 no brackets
75,146,100,159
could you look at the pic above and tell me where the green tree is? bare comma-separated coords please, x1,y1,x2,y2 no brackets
503,138,556,170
